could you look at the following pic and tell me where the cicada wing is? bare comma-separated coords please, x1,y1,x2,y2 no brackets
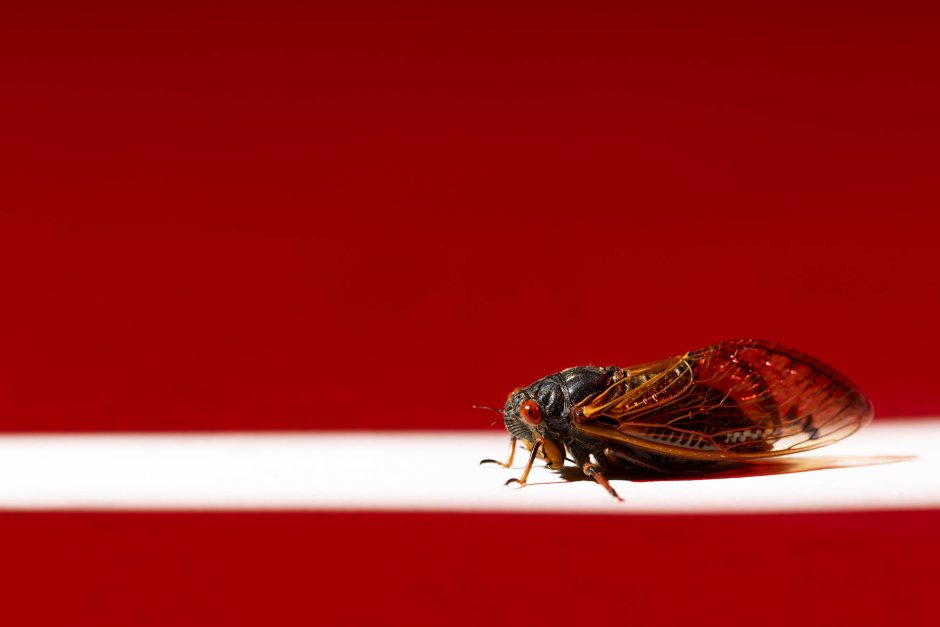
572,339,873,461
575,355,694,421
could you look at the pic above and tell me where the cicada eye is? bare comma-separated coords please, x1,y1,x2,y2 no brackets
519,400,542,425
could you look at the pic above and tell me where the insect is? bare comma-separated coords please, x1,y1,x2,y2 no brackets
481,339,873,500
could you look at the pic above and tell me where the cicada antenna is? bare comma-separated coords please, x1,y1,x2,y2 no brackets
472,404,504,427
471,405,503,413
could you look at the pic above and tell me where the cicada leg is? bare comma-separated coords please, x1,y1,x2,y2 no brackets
603,447,666,474
505,441,541,487
582,462,624,502
479,436,517,468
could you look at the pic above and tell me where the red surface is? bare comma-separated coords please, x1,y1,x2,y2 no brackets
0,510,934,626
2,1,940,431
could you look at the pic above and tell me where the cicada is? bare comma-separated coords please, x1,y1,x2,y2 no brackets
481,339,873,500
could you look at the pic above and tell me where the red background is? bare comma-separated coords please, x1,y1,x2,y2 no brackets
1,4,937,626
0,510,933,627
2,1,939,431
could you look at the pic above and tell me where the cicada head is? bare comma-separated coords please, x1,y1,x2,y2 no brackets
502,366,618,469
502,377,570,469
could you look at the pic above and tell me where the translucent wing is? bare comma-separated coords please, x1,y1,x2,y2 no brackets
572,339,874,461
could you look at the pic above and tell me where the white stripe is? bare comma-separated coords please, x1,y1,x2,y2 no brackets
0,419,936,513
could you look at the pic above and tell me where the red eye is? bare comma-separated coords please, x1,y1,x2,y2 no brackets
520,400,542,425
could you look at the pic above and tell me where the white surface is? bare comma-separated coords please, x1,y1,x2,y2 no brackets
0,420,936,513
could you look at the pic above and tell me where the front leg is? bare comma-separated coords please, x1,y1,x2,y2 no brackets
480,436,517,468
505,441,542,487
603,446,666,473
